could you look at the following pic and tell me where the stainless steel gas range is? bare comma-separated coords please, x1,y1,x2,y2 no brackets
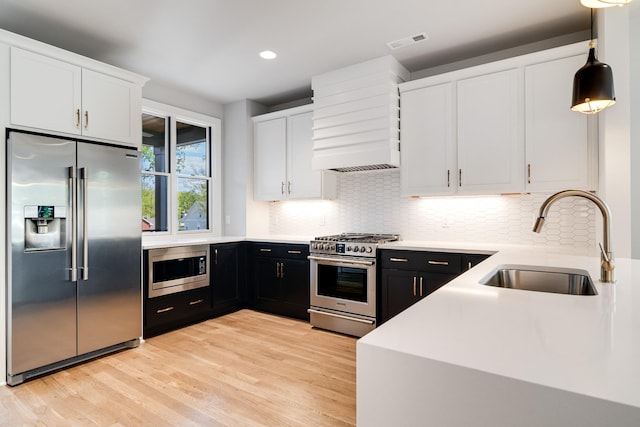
308,233,399,337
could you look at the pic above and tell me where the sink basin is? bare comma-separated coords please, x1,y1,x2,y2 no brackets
479,265,597,295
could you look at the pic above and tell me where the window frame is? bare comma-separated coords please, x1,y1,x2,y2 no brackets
142,99,222,240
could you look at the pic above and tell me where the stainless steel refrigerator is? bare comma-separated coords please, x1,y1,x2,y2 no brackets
6,130,142,385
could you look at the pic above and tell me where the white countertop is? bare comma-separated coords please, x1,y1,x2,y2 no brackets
141,234,311,249
359,246,640,409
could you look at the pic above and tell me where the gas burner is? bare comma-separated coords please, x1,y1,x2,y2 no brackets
310,233,399,258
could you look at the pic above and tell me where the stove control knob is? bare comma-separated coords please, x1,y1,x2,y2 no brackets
365,246,373,254
360,246,367,253
330,245,336,251
347,246,352,252
323,243,330,250
353,246,359,253
311,243,317,250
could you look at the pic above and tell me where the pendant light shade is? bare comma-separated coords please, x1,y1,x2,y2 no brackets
571,9,616,114
580,0,632,7
571,42,616,113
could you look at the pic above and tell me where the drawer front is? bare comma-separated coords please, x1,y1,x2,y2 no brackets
250,242,309,260
145,287,211,326
380,250,462,273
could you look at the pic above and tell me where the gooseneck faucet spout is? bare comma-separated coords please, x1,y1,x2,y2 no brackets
533,189,615,283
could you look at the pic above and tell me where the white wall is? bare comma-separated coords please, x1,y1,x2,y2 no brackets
599,6,632,259
223,100,270,236
630,3,640,259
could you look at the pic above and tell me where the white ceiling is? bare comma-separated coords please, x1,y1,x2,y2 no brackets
0,0,589,106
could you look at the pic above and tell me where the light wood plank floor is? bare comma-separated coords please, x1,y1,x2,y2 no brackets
0,310,357,426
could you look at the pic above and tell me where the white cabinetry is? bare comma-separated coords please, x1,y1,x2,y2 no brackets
524,54,596,192
457,69,522,194
254,106,336,201
400,83,455,195
10,46,143,147
400,41,595,196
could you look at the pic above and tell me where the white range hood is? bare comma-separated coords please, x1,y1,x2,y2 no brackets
312,56,409,172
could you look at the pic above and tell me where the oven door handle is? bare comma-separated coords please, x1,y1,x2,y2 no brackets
307,255,375,266
307,308,375,325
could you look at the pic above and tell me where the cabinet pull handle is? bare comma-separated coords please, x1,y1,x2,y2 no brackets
281,181,285,195
468,261,472,270
389,257,409,263
413,276,417,297
288,181,292,195
459,169,462,187
76,109,81,128
260,248,272,252
276,262,281,278
215,248,218,265
288,250,301,254
447,169,451,188
420,277,423,297
156,306,174,314
280,262,284,279
527,163,531,184
189,299,204,306
84,111,89,129
428,260,449,266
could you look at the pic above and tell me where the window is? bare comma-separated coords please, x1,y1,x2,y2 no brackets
141,99,222,237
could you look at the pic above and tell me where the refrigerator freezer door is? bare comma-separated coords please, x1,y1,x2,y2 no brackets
76,142,142,354
7,132,77,375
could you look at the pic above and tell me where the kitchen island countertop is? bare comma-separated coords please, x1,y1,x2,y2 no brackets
358,245,640,426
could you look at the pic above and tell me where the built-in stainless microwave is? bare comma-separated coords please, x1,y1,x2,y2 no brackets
148,245,209,298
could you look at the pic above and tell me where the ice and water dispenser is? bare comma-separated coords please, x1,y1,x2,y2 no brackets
24,205,67,251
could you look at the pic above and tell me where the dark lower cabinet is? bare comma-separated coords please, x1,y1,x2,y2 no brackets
379,249,491,324
250,242,310,321
211,242,245,316
144,286,211,337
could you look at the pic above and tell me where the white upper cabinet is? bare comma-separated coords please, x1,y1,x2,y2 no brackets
254,106,336,201
254,116,288,201
10,47,81,135
399,41,594,196
457,69,522,194
400,82,455,196
10,46,143,147
524,54,596,192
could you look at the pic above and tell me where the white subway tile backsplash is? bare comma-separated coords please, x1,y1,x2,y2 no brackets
269,169,596,249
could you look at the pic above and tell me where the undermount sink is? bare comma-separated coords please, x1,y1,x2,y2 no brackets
479,265,597,296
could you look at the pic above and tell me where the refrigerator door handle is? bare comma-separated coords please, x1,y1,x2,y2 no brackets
80,167,89,281
69,167,78,282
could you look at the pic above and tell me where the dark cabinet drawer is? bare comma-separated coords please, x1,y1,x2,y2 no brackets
145,287,211,336
380,250,462,274
251,242,309,260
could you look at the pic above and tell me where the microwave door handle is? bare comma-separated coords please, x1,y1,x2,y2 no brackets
69,167,77,282
80,167,89,280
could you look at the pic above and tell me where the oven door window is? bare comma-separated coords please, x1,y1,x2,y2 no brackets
317,264,368,302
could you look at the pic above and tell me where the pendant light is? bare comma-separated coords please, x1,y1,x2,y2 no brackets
580,0,632,7
571,8,616,114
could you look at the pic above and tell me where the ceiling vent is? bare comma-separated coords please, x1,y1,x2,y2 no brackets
386,32,429,51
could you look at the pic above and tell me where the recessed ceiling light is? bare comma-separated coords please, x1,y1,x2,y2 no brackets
260,50,277,60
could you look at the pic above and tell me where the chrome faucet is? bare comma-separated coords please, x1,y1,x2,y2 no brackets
533,189,615,283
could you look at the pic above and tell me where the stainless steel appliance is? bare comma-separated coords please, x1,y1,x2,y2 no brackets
148,245,209,298
308,233,399,337
6,130,142,386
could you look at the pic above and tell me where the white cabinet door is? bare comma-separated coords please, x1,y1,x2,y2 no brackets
525,54,594,192
10,47,141,147
254,117,287,201
400,83,455,196
287,111,322,199
81,68,140,146
457,69,523,194
11,47,82,135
